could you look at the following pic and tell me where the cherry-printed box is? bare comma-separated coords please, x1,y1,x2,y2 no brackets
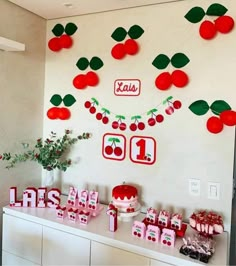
146,224,160,243
132,221,146,239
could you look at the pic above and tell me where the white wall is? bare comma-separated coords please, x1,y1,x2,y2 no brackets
0,0,46,257
44,0,236,231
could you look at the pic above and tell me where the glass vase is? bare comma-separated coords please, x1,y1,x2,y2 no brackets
42,169,54,189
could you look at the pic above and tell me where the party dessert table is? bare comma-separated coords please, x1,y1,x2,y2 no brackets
2,196,228,266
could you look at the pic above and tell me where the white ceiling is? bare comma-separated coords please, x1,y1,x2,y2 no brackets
8,0,182,20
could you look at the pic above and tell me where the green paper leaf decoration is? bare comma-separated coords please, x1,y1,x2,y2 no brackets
101,108,110,114
152,54,170,70
116,115,126,120
210,100,231,115
76,57,89,70
184,7,205,23
206,3,227,16
128,25,144,39
91,97,99,105
171,53,190,68
189,100,209,115
52,24,64,36
147,108,158,115
90,57,104,70
111,27,127,42
63,94,76,107
65,23,78,36
163,96,173,105
50,94,63,106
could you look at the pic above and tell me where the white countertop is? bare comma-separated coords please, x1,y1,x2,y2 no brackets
3,196,228,266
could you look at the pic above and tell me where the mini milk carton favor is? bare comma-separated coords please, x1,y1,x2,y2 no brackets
146,225,160,243
161,228,176,247
106,203,118,232
146,207,158,224
68,207,78,222
158,210,170,227
170,213,183,230
56,205,67,219
88,190,99,210
132,221,146,239
67,186,78,206
78,189,89,208
79,210,90,224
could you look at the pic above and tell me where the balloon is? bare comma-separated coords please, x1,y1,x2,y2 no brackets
111,43,126,59
206,116,224,134
48,37,62,52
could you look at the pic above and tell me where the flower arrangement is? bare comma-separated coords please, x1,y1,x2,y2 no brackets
0,130,91,171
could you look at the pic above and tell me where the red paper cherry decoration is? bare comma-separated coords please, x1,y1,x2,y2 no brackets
206,116,224,134
48,37,62,52
220,110,236,126
215,15,234,34
73,74,87,89
59,34,73,48
124,39,139,55
199,20,217,40
171,70,189,88
86,71,99,86
155,72,172,90
47,107,59,119
111,43,126,60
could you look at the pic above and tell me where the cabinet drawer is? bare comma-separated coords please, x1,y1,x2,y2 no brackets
42,226,90,265
91,241,149,266
2,214,42,264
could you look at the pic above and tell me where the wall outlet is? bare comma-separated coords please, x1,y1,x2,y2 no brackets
208,182,220,200
189,179,200,196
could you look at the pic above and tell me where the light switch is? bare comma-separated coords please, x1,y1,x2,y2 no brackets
189,179,200,196
208,182,220,200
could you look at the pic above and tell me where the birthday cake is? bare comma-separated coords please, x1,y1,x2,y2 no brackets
112,184,138,213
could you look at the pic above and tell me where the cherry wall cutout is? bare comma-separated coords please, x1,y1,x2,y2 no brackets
47,94,76,120
184,4,234,40
48,23,78,52
73,57,103,89
189,100,236,134
84,96,182,132
111,25,144,60
152,53,190,90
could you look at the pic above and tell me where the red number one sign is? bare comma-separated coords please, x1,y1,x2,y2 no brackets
130,136,156,165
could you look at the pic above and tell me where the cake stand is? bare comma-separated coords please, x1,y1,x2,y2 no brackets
118,203,141,222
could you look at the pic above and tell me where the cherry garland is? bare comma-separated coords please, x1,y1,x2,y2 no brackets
84,96,182,132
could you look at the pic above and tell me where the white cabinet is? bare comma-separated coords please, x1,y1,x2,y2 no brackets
2,214,42,265
2,251,40,266
2,201,228,266
42,226,90,266
150,258,173,266
91,241,149,266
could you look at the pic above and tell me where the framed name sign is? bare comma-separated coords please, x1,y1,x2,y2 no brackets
114,79,141,96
